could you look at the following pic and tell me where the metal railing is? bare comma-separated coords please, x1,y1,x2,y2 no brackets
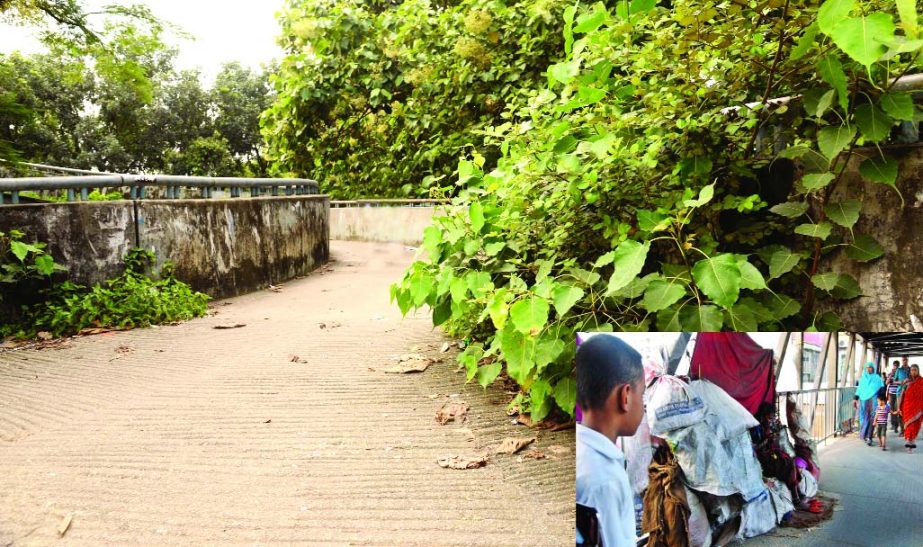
329,199,449,208
0,173,320,204
777,387,857,447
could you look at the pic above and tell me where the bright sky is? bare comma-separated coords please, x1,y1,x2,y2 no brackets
0,0,287,83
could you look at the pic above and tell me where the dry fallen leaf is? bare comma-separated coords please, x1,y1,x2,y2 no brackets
213,323,246,330
547,444,571,456
522,450,547,460
374,353,435,374
78,327,114,335
268,285,283,292
440,342,452,353
436,401,469,425
58,513,73,536
289,355,305,363
115,345,133,354
515,415,575,431
263,419,272,424
437,453,488,470
496,436,536,455
37,331,53,341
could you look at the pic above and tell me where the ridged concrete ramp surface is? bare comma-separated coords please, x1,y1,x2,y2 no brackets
0,241,574,546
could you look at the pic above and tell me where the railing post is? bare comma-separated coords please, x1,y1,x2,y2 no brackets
80,187,88,201
251,187,259,197
11,191,18,204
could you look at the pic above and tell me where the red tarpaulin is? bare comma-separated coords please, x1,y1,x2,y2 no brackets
689,332,775,416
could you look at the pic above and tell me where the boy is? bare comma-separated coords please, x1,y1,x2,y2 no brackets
887,360,907,434
576,335,646,547
874,393,891,450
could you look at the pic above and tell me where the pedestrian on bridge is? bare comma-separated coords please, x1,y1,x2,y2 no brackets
887,361,908,434
898,364,922,453
857,363,884,446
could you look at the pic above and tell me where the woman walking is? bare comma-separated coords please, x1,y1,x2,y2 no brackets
857,363,884,446
898,364,923,453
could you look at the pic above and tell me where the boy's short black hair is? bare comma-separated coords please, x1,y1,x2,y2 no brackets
878,393,887,402
576,335,643,411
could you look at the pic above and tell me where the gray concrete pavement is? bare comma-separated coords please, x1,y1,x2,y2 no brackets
0,241,574,546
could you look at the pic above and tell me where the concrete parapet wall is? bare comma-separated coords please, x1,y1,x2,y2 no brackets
329,205,438,245
0,196,329,299
819,146,923,331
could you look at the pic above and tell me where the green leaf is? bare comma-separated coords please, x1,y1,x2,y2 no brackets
606,240,650,295
636,209,668,232
691,254,741,309
487,289,510,329
530,379,552,421
450,277,468,303
410,273,434,306
563,4,576,55
854,103,893,142
818,0,855,34
769,201,809,218
549,61,580,84
476,363,502,388
845,234,885,261
9,240,29,262
32,254,55,276
812,272,862,299
764,293,801,320
469,201,485,233
725,303,759,332
568,267,601,287
553,377,577,418
642,279,687,313
395,288,413,316
736,257,767,291
880,92,915,121
791,22,819,60
824,199,861,229
510,296,550,335
817,55,849,111
499,326,536,384
628,0,656,14
817,125,855,162
577,86,607,105
683,183,715,208
829,14,896,68
574,5,607,33
897,0,919,39
594,251,615,268
656,305,684,331
552,284,584,317
535,337,566,374
859,155,898,187
679,304,724,331
432,297,452,326
769,249,802,280
484,241,505,256
466,271,493,296
795,222,833,240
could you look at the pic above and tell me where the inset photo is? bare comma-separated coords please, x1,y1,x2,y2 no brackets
575,332,923,547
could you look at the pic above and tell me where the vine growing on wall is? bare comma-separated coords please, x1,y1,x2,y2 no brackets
392,0,920,419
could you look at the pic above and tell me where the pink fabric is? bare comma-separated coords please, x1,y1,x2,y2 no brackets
689,332,775,416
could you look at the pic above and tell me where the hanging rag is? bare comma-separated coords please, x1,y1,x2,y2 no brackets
688,333,775,415
643,445,692,547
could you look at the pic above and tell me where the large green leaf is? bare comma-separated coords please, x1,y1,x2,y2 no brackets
679,304,724,331
725,303,759,331
691,254,741,309
769,201,809,218
499,326,536,383
410,273,434,306
487,288,510,329
763,293,802,320
736,257,767,291
880,92,915,121
768,249,801,280
476,363,502,388
829,14,896,68
509,296,550,335
9,240,29,262
817,55,849,111
606,240,651,295
553,378,577,418
32,254,55,276
824,199,861,229
469,201,485,232
530,379,552,421
642,278,687,313
817,125,856,162
574,4,607,33
818,0,855,34
859,155,898,187
535,337,566,374
791,22,819,60
845,234,885,261
897,0,919,39
854,103,893,142
812,272,863,299
552,284,584,317
795,222,833,240
801,172,835,191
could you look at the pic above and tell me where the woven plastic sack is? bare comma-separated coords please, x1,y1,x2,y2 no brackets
647,375,706,436
797,468,818,499
688,380,759,441
738,489,776,539
621,413,653,495
765,478,794,523
685,487,713,547
666,423,766,501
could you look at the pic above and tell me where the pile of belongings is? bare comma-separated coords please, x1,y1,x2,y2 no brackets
622,375,824,547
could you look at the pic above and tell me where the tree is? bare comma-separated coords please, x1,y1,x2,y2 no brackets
213,62,274,176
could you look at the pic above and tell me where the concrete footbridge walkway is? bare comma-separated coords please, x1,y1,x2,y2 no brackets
0,241,574,546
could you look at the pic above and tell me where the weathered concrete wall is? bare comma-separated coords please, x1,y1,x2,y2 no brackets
0,196,329,299
138,196,328,298
820,146,923,331
0,201,135,284
329,206,438,244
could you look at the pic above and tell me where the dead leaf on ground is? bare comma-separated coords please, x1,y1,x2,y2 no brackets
547,444,571,456
289,355,306,363
522,450,547,460
515,414,575,431
264,419,272,423
373,353,439,374
268,284,283,292
318,321,341,329
213,323,246,330
496,436,536,455
57,513,73,536
37,331,53,341
436,401,469,425
437,453,488,470
115,345,133,354
440,342,452,353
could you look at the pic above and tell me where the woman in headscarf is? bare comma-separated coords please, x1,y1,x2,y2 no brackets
857,362,884,446
898,364,923,453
